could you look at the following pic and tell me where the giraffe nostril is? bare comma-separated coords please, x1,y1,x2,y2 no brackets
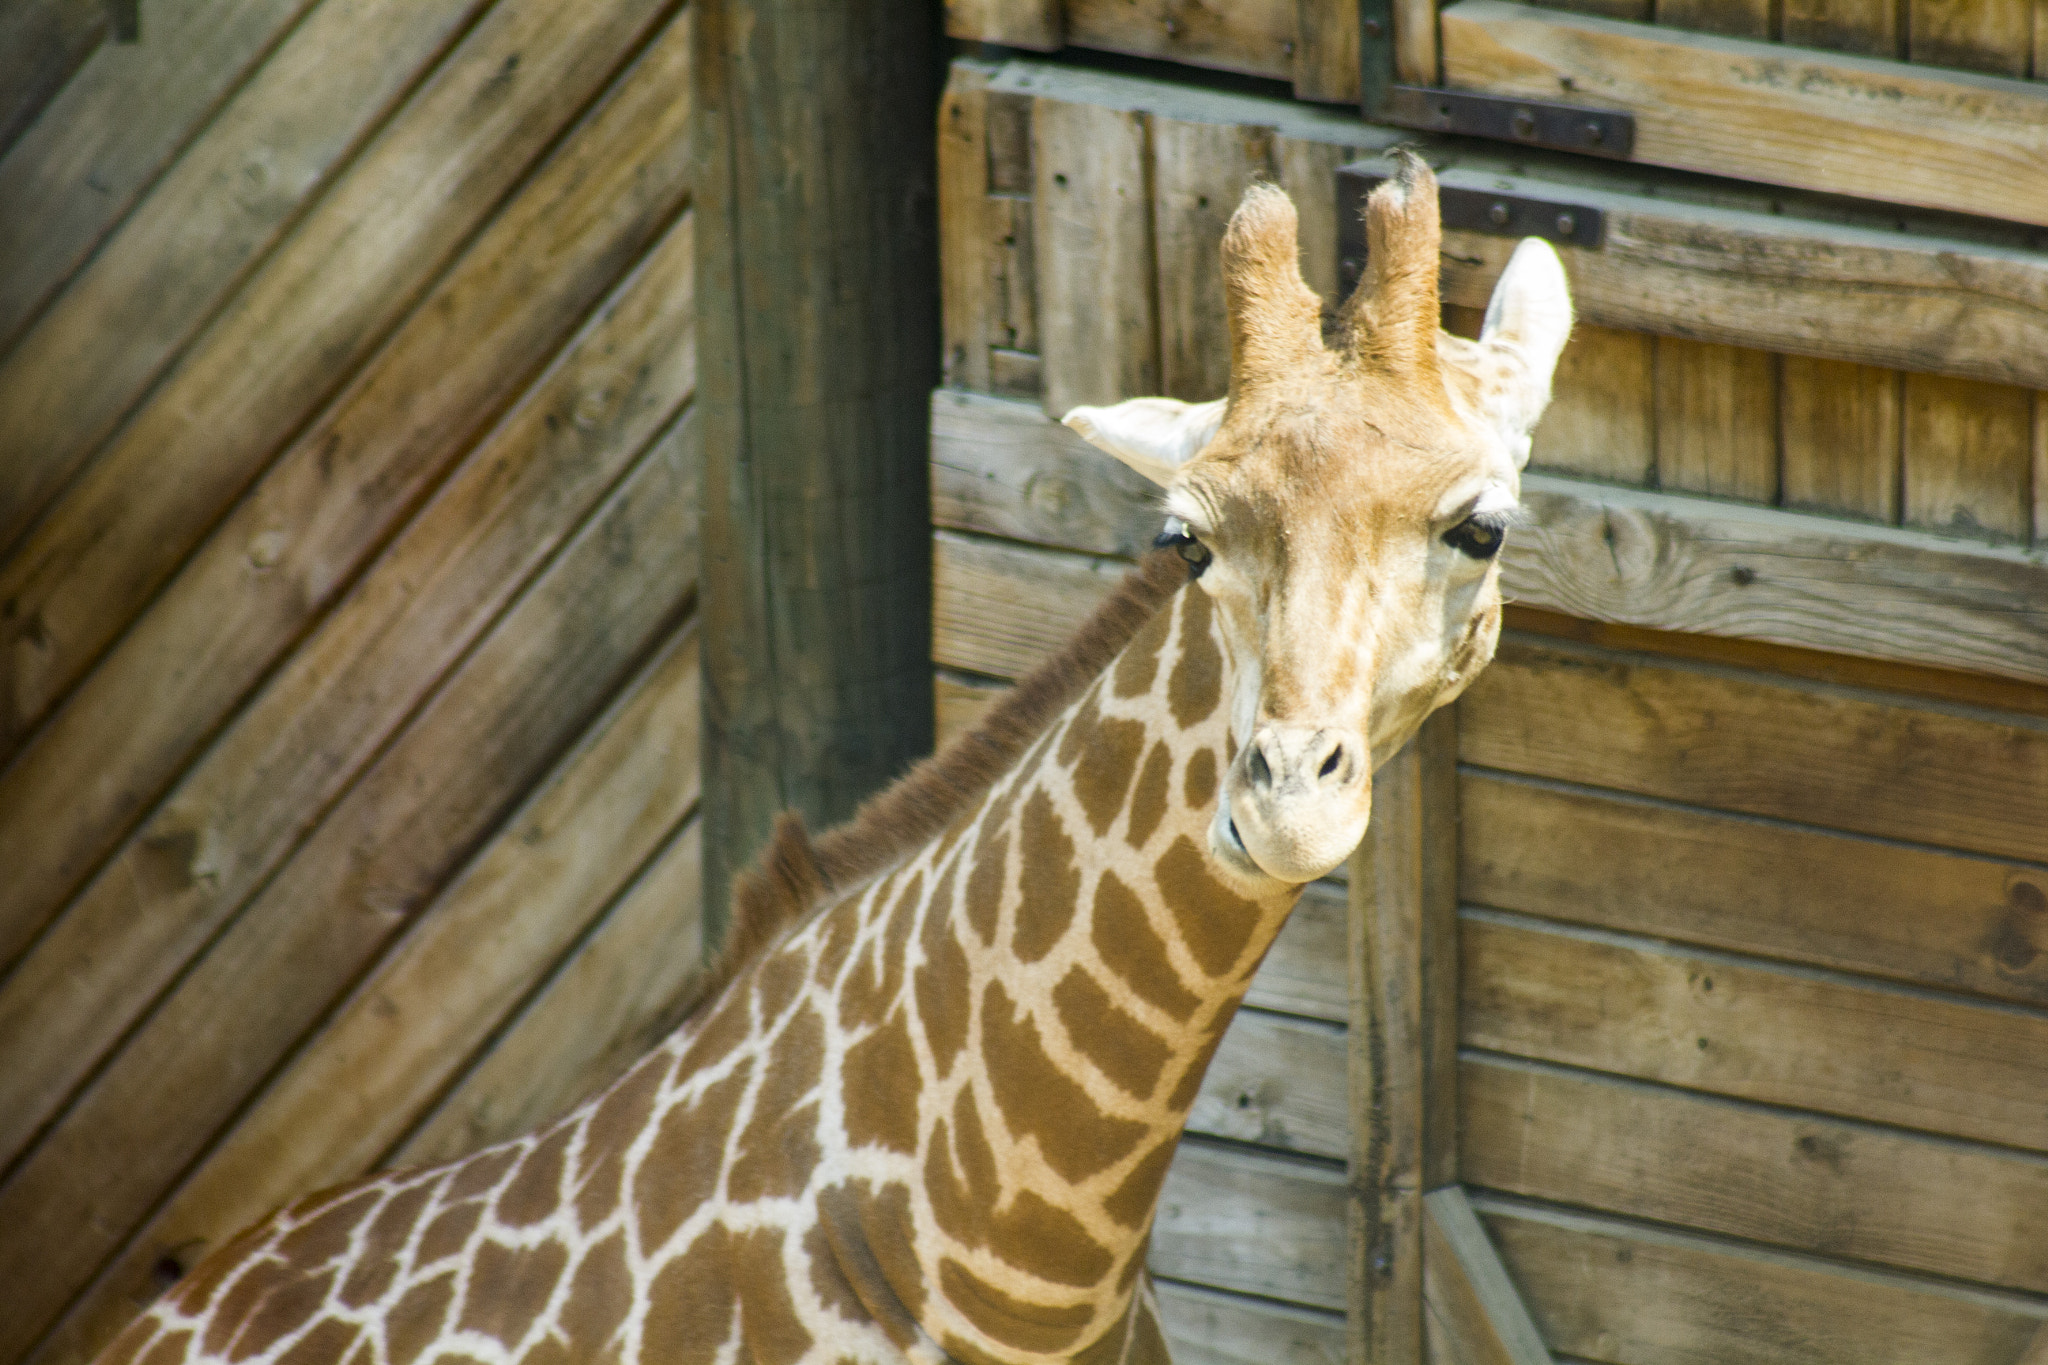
1319,744,1343,780
1248,746,1271,789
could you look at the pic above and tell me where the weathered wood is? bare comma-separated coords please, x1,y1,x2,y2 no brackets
1418,716,1459,1193
1461,1052,2048,1295
0,0,495,556
1155,1280,1348,1365
0,0,683,771
1153,1138,1349,1311
1396,0,1440,80
1655,0,1768,36
1032,95,1157,419
1528,325,1655,484
1910,0,2031,75
0,414,700,1362
1781,0,1896,53
1902,371,2035,542
1152,117,1273,402
989,187,1039,359
694,0,941,930
1438,0,2048,227
1251,880,1354,1023
1188,1008,1349,1160
0,25,697,974
1463,907,2048,1153
1421,1187,1553,1365
944,0,1062,48
934,528,1129,680
1274,137,1357,309
0,0,318,357
1652,337,1777,502
1475,1194,2048,1365
0,0,105,160
44,627,701,1363
940,67,995,394
1064,0,1298,79
2036,392,2047,545
1295,0,1363,101
1460,771,2048,1009
1778,357,1899,522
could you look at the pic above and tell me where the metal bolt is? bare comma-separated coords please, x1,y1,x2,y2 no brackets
1584,120,1605,145
1362,16,1384,35
1163,16,1179,35
1487,201,1511,227
1554,211,1576,236
1511,107,1537,139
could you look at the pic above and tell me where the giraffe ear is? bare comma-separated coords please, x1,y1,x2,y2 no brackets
1062,397,1226,487
1438,238,1574,470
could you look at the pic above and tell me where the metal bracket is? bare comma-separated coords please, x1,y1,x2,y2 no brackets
1336,161,1605,298
1375,87,1634,160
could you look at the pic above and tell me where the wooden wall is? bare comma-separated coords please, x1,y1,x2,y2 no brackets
0,3,704,1360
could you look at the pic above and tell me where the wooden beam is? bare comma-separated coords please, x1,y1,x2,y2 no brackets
1421,1187,1553,1365
695,0,938,929
1438,0,2048,228
944,0,1062,50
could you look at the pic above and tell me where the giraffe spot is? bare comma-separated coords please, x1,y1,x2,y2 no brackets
843,1008,922,1155
964,828,1008,947
170,1223,272,1316
1164,999,1240,1111
1093,872,1201,1021
1013,791,1080,962
343,1338,375,1365
1102,1138,1179,1228
756,947,810,1027
386,1273,456,1365
672,987,754,1084
841,875,917,1030
135,1331,193,1365
938,1257,1094,1352
1127,1290,1173,1365
1156,836,1263,977
1183,748,1218,809
202,1258,287,1356
416,1201,484,1267
815,1181,926,1346
519,1340,572,1365
1072,1297,1134,1365
458,1238,569,1345
447,1146,521,1201
733,1229,816,1365
730,1002,827,1199
95,1319,161,1365
561,1230,632,1355
983,981,1148,1183
643,1224,735,1364
228,1267,334,1362
276,1319,359,1365
1054,967,1171,1099
1071,715,1147,839
733,1099,824,1203
951,1088,999,1206
818,909,861,985
1113,609,1172,699
1125,742,1172,850
804,1218,869,1325
637,1062,751,1250
992,1189,1113,1288
499,1125,574,1228
917,889,974,1075
1056,685,1104,770
277,1188,377,1271
924,1119,977,1245
574,1057,664,1232
1167,589,1222,728
342,1181,434,1306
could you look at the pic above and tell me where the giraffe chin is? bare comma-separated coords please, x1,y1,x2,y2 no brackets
1209,795,1312,889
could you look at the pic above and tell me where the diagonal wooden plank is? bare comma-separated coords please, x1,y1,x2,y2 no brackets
0,0,106,158
1422,1186,1554,1365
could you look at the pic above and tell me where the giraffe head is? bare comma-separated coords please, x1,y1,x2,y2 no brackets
1064,154,1571,884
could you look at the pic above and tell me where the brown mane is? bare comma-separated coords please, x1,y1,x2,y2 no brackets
686,546,1190,1018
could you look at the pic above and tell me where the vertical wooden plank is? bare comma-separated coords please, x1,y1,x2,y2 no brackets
1421,1188,1555,1365
2034,392,2047,545
1653,337,1778,502
1396,0,1440,81
1275,136,1355,316
1654,0,1770,37
988,90,1040,360
944,0,1063,48
1779,356,1900,522
1297,0,1363,101
1781,0,1897,53
1153,118,1274,402
1418,711,1458,1192
1528,326,1655,485
1032,96,1157,418
940,66,994,394
2036,0,2047,77
1902,372,2033,541
1910,0,2031,75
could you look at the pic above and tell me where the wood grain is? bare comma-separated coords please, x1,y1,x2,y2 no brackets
1780,0,1896,53
1462,1052,2048,1295
1902,371,2034,542
1274,136,1356,310
1397,0,1442,80
1151,117,1273,402
1187,1008,1348,1160
1294,0,1363,100
1656,0,1768,35
1528,325,1655,485
1152,1138,1349,1311
1459,770,2048,1009
1421,1186,1554,1365
1463,908,2048,1153
1653,338,1777,502
1032,95,1157,419
1064,0,1298,79
1249,879,1353,1023
944,0,1062,48
1910,0,2031,74
1438,0,2048,227
940,67,994,394
0,0,106,160
933,528,1130,680
1476,1194,2048,1365
1778,357,1899,522
1155,1280,1347,1365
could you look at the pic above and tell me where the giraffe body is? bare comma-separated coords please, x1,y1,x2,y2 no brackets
95,160,1572,1365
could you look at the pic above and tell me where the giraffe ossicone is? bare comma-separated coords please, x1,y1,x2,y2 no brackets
99,154,1571,1365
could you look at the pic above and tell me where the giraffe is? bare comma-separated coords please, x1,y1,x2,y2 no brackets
91,155,1571,1365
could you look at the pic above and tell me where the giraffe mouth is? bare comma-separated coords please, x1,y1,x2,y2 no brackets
1209,796,1280,886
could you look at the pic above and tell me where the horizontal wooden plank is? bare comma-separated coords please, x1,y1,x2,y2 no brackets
1063,0,1297,80
1152,1138,1349,1311
1464,909,2048,1153
1476,1194,2048,1365
987,60,1393,149
1440,0,2048,228
1463,1052,2048,1296
1460,771,2048,1009
1187,1008,1348,1160
1155,1279,1347,1365
1463,635,2048,863
932,526,1129,680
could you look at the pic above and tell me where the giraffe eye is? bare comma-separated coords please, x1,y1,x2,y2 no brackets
1443,510,1509,560
1154,517,1213,577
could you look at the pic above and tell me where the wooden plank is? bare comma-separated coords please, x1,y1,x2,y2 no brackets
1064,0,1298,79
1438,0,2048,227
1421,1186,1554,1365
1462,908,2048,1153
1460,771,2048,1009
1475,1194,2048,1365
1152,1138,1349,1311
1781,0,1897,54
1418,715,1459,1193
0,0,105,158
1655,0,1769,37
0,0,494,555
0,216,697,1179
2037,392,2047,545
1529,325,1655,484
989,188,1039,357
0,20,697,974
1274,136,1355,311
0,0,682,772
1397,0,1441,81
1294,0,1363,102
1910,0,2031,75
0,0,320,358
934,667,1010,748
1903,371,2034,542
1249,879,1354,1023
0,406,700,1362
940,65,995,394
1654,337,1777,502
1462,1052,2048,1295
1155,1280,1347,1365
944,0,1061,48
1778,357,1899,522
933,528,1129,680
43,627,701,1364
1151,117,1273,402
1187,1008,1349,1160
1032,95,1157,419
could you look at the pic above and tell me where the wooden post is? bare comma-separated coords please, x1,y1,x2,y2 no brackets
694,0,940,940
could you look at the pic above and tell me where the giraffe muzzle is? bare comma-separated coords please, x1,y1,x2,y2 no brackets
1221,724,1371,883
